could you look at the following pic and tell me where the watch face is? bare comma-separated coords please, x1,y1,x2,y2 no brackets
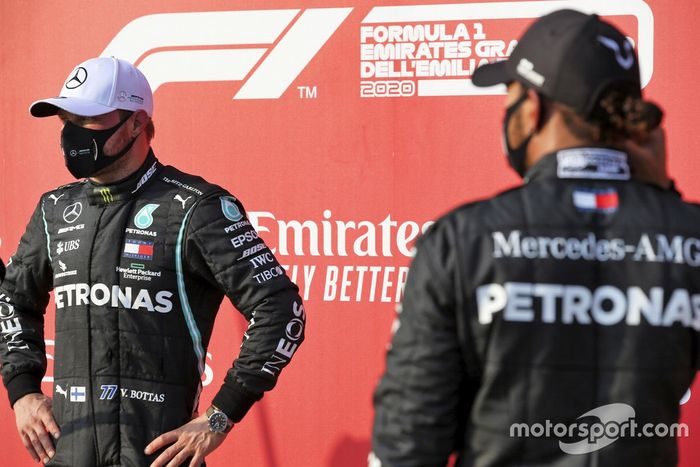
209,412,228,432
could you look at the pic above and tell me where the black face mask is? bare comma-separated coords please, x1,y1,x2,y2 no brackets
61,114,136,179
502,90,533,178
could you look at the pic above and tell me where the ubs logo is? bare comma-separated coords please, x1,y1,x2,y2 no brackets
56,239,80,256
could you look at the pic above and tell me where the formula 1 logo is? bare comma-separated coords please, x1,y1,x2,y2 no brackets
101,1,652,100
361,0,653,97
101,8,353,99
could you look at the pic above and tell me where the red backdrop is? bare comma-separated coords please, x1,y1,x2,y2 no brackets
0,1,698,465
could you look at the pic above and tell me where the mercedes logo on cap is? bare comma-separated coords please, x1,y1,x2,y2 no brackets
62,202,83,224
65,67,88,89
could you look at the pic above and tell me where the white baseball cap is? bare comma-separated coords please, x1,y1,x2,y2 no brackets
30,56,153,118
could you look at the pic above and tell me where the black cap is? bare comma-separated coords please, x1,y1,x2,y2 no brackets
472,9,641,118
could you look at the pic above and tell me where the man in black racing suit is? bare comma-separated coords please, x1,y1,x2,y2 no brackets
0,57,305,466
372,10,699,467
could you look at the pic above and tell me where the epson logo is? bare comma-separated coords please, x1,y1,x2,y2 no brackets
54,283,173,313
477,282,700,330
492,231,700,266
230,230,259,248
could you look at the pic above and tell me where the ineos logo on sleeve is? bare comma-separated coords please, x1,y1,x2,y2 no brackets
65,67,88,89
63,202,83,223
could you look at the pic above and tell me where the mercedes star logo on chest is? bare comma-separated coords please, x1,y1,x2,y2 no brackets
62,202,83,224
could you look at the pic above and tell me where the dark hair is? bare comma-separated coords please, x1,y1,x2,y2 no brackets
555,84,662,145
144,119,155,141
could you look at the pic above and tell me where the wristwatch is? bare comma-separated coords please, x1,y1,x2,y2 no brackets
206,405,234,433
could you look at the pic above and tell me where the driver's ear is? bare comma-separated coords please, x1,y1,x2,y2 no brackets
527,88,548,131
517,87,543,135
130,110,150,138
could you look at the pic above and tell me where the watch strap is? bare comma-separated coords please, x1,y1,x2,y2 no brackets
206,405,234,433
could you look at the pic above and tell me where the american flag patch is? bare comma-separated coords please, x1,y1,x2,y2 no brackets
123,239,154,260
572,188,619,213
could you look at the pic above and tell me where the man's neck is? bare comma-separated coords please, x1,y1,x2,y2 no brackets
89,145,150,185
525,112,601,170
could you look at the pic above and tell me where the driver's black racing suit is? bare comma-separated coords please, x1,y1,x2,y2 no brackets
373,147,699,467
0,150,305,466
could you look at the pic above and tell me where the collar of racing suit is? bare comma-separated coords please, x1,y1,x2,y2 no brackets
86,148,161,206
523,146,632,183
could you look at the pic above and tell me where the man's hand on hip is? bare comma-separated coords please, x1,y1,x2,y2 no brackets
13,393,60,464
145,414,227,467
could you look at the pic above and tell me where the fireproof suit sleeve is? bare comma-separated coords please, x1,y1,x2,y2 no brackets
185,193,305,423
0,198,53,407
372,221,466,467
